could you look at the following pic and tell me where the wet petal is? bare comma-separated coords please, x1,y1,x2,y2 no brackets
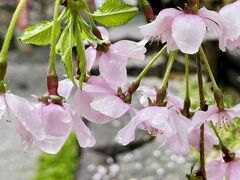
6,93,45,140
37,104,72,154
71,109,95,147
99,53,128,89
90,95,129,118
172,14,206,54
116,120,137,145
74,90,113,124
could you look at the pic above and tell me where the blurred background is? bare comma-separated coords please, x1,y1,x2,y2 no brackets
0,0,240,180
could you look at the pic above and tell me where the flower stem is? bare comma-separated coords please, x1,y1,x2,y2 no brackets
196,52,206,180
48,0,61,95
135,45,167,85
155,50,177,106
182,54,191,117
0,0,27,80
199,47,224,110
159,50,177,90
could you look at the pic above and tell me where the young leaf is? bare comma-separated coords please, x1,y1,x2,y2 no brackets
19,9,68,45
19,21,58,45
56,27,75,55
90,0,138,27
60,18,76,85
62,46,75,85
78,16,102,43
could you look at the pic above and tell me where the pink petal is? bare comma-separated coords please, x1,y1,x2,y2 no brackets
219,1,240,41
116,120,137,145
16,120,33,152
5,93,45,140
99,52,128,89
198,7,232,51
139,8,182,41
37,104,72,154
74,90,113,124
206,160,227,180
188,124,219,151
58,79,75,99
40,103,72,123
97,26,109,40
70,109,95,147
190,106,218,131
135,107,172,135
90,95,129,118
111,40,146,60
167,113,190,155
172,14,206,54
86,46,97,71
227,161,240,180
166,93,184,113
226,37,240,50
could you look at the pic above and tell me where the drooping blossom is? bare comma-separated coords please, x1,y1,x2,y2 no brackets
188,123,219,150
191,105,240,129
116,106,190,155
34,102,95,154
139,7,233,54
0,92,45,151
58,76,133,124
206,152,240,180
86,27,146,89
219,0,240,50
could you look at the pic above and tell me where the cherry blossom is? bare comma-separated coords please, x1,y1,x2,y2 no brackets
191,105,240,129
34,102,95,154
139,7,232,54
116,106,190,155
220,0,240,50
206,152,240,180
59,76,132,124
86,27,146,89
0,93,45,151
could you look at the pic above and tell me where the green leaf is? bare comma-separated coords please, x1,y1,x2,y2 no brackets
56,27,75,55
74,21,87,90
90,0,138,27
19,21,58,45
62,46,75,85
19,9,69,45
59,17,76,85
78,17,102,43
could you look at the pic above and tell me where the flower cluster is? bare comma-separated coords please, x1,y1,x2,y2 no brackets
2,0,240,179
